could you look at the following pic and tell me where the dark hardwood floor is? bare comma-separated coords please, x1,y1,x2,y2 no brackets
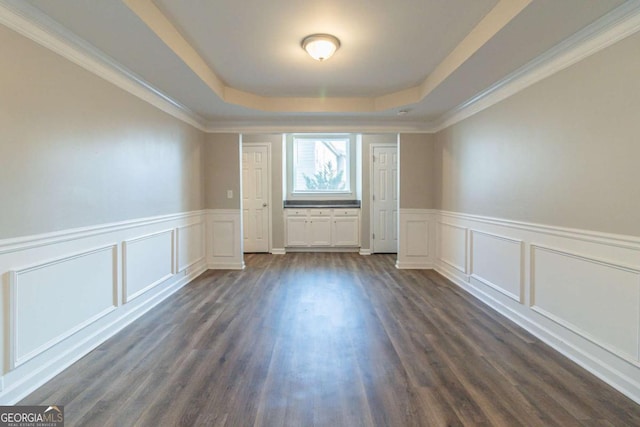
21,253,640,426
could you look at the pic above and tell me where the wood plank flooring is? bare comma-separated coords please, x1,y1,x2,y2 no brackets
21,253,640,426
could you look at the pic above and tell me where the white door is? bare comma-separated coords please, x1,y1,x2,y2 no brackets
242,145,270,252
372,146,398,253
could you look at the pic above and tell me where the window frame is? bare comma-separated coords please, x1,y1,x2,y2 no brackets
285,133,357,201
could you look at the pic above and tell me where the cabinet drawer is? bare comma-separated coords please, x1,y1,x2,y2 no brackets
308,209,331,216
333,209,360,217
286,209,307,217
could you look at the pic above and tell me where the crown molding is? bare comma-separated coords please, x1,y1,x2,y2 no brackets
0,0,207,131
203,120,435,134
431,0,640,133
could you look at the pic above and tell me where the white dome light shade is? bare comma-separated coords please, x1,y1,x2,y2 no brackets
301,34,340,61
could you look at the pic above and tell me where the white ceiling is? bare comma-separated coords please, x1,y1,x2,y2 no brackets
7,0,635,130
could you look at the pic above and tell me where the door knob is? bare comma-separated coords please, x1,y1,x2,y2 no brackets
262,203,268,207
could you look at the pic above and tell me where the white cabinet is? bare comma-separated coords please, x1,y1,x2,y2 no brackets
309,216,332,246
285,217,308,247
332,217,359,246
285,208,360,248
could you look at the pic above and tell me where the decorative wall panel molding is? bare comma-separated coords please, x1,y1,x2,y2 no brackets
530,244,640,362
470,230,523,302
432,210,640,405
3,204,640,406
437,222,468,274
396,209,434,269
9,245,117,368
207,209,245,270
177,222,205,273
0,210,207,404
122,229,175,303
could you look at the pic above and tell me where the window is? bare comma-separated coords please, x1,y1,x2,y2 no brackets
293,137,349,192
286,134,357,200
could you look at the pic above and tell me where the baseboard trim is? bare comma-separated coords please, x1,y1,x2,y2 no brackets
0,265,207,404
434,264,640,406
207,262,245,270
395,261,433,270
359,249,372,256
270,248,286,255
284,247,360,253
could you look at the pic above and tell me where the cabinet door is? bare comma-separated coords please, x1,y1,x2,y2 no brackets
286,217,308,246
333,217,360,246
308,217,332,246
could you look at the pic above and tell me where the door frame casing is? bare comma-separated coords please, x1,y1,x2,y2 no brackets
241,141,272,253
369,142,398,254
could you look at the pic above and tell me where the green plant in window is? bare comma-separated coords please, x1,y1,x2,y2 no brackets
303,161,345,190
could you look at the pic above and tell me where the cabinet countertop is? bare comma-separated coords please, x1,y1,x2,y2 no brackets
284,200,361,209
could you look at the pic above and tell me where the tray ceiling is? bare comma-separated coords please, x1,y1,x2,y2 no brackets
9,0,632,129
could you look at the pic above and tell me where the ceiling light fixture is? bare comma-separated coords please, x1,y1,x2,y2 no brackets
301,34,340,61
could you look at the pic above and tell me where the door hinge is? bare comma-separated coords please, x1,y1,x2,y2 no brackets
372,233,375,240
372,194,375,201
373,156,376,162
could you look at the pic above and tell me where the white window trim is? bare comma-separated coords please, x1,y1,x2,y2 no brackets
285,134,357,201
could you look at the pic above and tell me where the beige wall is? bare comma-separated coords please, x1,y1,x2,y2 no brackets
204,133,241,210
399,133,435,209
434,31,640,236
0,25,204,239
242,134,285,249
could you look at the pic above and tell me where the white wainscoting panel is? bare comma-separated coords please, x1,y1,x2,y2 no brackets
470,230,523,302
531,245,640,361
123,230,175,303
177,222,205,273
9,245,117,368
435,210,640,404
396,210,434,269
438,222,467,275
0,210,207,404
207,209,245,269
